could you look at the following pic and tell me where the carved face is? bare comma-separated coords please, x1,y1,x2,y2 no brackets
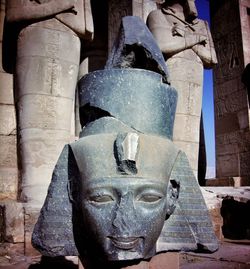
184,0,198,22
78,177,169,260
70,132,180,261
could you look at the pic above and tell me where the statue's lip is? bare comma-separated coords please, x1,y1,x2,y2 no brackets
108,236,141,250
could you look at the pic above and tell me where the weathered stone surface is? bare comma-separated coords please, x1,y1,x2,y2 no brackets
78,69,177,139
24,206,41,256
106,16,169,84
3,200,24,243
0,72,14,104
173,114,200,142
0,168,18,200
0,105,16,135
17,95,73,132
180,241,250,269
19,129,70,166
201,188,223,240
0,136,17,168
32,145,79,257
17,128,71,204
0,242,25,265
0,204,4,242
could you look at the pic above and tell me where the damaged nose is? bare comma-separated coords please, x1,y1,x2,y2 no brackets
112,192,136,232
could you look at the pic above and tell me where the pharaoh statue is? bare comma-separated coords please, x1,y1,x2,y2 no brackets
32,16,218,267
3,0,93,206
147,0,217,178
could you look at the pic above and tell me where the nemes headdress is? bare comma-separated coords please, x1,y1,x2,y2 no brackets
32,16,218,256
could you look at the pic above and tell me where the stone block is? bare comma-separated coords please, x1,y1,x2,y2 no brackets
3,200,24,243
237,109,249,130
0,72,14,104
216,153,239,178
173,114,200,143
0,49,3,73
17,94,73,131
24,206,41,256
0,136,17,168
0,105,16,135
202,188,223,240
172,80,202,117
0,204,4,242
19,129,69,167
216,143,238,156
0,242,25,265
0,167,18,200
20,165,56,205
167,57,203,85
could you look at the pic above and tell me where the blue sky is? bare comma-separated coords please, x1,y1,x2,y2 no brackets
196,0,216,171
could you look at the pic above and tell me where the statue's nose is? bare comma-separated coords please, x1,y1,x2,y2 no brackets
112,192,136,232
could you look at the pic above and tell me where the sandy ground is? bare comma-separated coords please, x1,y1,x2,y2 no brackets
0,241,250,269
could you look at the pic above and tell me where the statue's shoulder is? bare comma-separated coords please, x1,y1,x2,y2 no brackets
193,18,209,31
147,8,172,27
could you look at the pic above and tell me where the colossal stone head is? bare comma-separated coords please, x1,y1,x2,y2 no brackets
32,16,218,265
69,132,180,260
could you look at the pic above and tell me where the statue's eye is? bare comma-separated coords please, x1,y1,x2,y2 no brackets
137,193,163,203
89,194,114,203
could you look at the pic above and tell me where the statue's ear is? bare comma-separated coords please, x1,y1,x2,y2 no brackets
166,178,180,217
157,151,218,253
32,145,79,256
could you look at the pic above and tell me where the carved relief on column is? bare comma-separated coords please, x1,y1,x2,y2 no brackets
4,0,93,206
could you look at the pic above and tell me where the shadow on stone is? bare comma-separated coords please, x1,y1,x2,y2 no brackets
28,256,77,269
221,198,250,240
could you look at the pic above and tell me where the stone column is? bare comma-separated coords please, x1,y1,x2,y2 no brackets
15,21,80,206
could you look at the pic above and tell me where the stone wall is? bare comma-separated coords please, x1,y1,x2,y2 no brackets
211,0,250,185
0,0,25,256
0,0,17,201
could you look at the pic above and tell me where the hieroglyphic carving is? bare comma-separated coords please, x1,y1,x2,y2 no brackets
215,89,247,119
213,30,244,83
216,131,241,146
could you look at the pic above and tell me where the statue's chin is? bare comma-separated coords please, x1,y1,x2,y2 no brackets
103,237,156,261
